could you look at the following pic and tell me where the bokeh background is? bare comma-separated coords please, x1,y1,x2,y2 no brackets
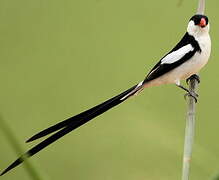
0,0,218,179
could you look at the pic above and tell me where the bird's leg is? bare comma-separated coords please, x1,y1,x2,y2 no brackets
176,84,198,103
186,74,200,85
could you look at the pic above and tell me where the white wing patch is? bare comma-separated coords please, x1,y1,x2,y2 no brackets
161,44,194,64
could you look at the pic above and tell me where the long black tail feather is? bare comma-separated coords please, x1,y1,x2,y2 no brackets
26,84,138,142
1,84,139,176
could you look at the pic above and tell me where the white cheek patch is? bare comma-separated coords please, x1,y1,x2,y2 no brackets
161,44,194,64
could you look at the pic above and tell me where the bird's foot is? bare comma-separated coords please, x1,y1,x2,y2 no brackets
184,91,199,103
186,74,200,85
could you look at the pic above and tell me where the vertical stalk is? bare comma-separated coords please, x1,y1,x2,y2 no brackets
182,0,205,178
182,77,199,180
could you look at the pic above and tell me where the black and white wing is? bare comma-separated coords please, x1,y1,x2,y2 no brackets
144,32,201,82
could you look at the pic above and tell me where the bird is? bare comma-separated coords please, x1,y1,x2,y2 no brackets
1,14,211,176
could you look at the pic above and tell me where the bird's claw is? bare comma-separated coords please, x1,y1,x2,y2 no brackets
186,74,200,85
184,91,199,103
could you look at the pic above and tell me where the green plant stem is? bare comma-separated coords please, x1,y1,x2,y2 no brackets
182,77,199,180
0,116,45,180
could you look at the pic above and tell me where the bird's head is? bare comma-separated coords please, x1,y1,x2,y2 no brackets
187,15,209,36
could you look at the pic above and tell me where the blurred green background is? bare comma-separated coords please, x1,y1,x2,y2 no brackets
0,0,218,179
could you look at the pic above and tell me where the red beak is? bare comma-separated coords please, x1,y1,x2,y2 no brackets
199,18,206,27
